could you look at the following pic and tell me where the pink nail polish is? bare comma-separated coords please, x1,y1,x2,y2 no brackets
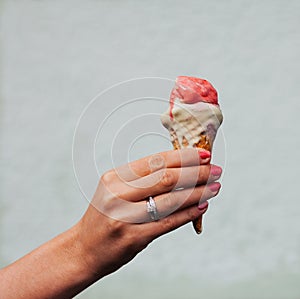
198,201,208,210
209,182,221,193
199,150,211,160
210,165,222,177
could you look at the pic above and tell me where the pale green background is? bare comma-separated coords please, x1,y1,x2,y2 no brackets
0,1,299,298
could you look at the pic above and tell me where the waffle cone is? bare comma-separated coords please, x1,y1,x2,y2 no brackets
171,131,212,234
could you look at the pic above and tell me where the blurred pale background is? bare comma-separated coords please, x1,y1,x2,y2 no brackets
0,1,299,298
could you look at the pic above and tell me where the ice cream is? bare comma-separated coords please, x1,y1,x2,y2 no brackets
161,76,223,234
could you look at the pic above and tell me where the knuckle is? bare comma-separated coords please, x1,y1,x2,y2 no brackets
101,170,115,185
160,169,175,188
149,154,165,172
162,216,176,231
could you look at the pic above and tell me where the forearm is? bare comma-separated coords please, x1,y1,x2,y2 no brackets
0,224,97,299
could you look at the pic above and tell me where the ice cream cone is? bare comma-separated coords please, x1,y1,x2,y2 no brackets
161,76,223,234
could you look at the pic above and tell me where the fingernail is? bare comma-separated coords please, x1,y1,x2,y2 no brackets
209,182,221,193
199,150,211,160
198,201,208,210
210,165,222,177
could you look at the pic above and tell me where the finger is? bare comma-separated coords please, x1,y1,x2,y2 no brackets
141,203,209,240
117,164,222,202
152,182,220,218
111,148,211,182
91,182,219,224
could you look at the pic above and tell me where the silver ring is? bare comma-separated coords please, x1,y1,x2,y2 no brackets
146,196,159,221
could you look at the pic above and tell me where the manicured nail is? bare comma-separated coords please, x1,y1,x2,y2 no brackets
209,182,221,193
199,150,211,160
198,201,208,210
210,165,222,177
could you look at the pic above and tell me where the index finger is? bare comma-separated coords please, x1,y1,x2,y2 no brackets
112,148,211,182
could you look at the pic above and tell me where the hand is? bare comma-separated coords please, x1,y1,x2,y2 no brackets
0,148,222,299
76,148,222,279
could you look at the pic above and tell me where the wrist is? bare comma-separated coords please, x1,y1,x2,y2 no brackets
66,222,100,284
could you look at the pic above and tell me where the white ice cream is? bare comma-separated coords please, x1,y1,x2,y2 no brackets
161,98,223,149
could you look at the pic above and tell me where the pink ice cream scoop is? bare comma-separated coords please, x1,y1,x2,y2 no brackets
169,76,219,120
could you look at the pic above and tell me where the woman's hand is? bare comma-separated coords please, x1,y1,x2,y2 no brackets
76,148,222,279
0,148,222,299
